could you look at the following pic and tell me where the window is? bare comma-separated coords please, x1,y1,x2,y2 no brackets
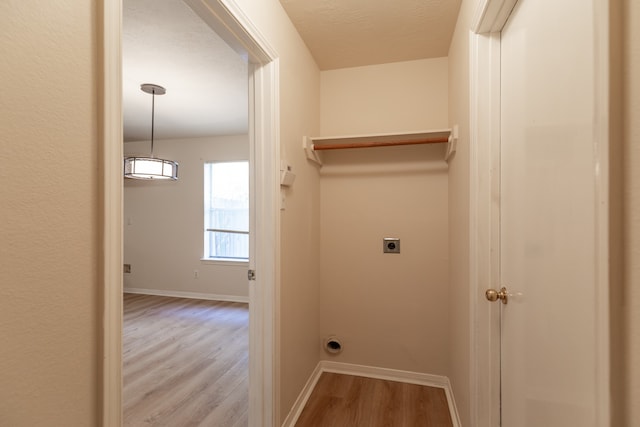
204,161,249,260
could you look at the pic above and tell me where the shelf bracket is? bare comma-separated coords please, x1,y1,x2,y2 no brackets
445,125,459,161
303,136,323,166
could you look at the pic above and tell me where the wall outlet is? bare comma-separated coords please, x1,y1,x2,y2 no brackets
383,238,400,254
123,264,131,273
194,270,199,279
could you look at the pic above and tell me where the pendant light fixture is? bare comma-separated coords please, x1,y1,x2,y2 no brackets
124,84,179,180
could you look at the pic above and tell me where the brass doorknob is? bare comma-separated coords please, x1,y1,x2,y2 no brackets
485,287,508,304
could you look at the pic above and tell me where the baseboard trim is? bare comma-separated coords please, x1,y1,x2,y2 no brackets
281,362,324,427
123,287,249,304
282,361,461,427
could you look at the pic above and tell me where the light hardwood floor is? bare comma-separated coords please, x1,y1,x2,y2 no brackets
123,293,248,427
295,372,453,427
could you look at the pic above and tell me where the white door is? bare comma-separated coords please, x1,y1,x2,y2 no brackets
497,0,608,425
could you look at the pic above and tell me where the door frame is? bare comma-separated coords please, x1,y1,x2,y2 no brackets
468,0,611,425
100,0,280,425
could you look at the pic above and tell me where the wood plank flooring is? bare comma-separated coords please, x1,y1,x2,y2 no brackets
295,373,453,427
123,293,248,427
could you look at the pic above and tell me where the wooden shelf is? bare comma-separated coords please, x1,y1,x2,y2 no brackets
303,128,458,166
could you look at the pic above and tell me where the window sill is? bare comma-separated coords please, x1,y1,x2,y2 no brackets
200,258,249,267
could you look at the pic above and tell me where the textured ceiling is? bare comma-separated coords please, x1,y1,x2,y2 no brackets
279,0,462,70
123,0,248,142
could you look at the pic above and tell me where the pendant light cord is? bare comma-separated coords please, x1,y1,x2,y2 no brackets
150,88,156,158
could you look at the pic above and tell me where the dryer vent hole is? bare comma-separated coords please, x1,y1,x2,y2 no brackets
325,337,342,354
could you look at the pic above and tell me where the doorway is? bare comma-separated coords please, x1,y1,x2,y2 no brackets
101,0,279,425
499,0,608,424
121,2,251,421
470,0,611,425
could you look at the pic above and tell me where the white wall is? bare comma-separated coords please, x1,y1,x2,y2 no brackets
0,1,99,425
623,0,640,423
321,58,449,135
124,135,249,300
318,59,450,375
320,145,449,374
446,1,475,425
231,0,323,422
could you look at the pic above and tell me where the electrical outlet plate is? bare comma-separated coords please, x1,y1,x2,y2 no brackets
383,238,400,254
